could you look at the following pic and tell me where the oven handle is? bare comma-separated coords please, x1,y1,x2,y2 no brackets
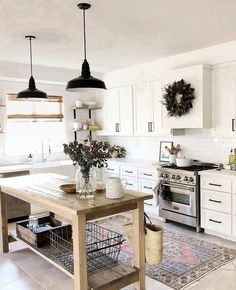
160,182,195,192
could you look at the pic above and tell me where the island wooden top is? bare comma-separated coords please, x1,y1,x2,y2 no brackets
0,173,152,219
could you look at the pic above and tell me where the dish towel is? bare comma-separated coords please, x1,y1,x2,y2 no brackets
153,180,163,206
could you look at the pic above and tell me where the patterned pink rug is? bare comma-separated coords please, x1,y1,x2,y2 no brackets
96,214,236,290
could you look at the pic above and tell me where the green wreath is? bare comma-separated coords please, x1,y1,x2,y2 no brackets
162,79,195,117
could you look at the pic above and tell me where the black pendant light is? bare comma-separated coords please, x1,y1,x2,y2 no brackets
66,3,106,91
17,35,47,99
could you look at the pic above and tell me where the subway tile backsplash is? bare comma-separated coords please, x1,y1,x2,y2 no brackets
105,133,236,165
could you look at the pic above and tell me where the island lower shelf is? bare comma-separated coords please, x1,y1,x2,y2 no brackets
9,229,139,290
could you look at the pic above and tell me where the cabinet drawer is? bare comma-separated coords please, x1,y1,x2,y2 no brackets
139,168,158,180
106,164,120,175
201,209,231,235
124,177,138,191
201,189,231,214
121,166,138,178
139,179,156,195
201,177,231,193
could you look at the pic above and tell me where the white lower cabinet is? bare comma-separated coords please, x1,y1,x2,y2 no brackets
104,162,159,217
139,179,156,195
140,179,158,216
201,174,234,239
121,166,138,178
104,163,120,178
124,176,139,191
201,209,231,236
201,177,231,193
201,189,231,213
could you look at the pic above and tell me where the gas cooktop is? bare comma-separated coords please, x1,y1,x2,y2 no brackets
161,163,217,172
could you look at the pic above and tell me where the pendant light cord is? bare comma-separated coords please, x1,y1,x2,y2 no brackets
83,9,87,60
29,37,33,76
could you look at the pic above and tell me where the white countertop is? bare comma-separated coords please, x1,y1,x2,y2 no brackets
199,168,236,178
107,158,159,169
0,160,73,173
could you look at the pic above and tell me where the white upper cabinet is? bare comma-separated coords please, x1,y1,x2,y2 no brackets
212,65,236,137
106,85,133,135
134,79,166,135
106,88,120,135
134,81,153,135
161,64,212,129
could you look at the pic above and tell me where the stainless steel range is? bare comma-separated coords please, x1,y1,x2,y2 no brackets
158,163,216,232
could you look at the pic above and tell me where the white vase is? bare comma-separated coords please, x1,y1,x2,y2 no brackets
169,154,177,165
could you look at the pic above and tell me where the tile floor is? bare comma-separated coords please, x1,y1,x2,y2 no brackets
0,219,236,290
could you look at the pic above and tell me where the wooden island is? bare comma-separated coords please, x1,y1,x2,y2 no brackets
0,173,152,290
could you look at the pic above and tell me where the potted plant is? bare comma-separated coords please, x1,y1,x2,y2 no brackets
109,145,126,158
63,140,111,199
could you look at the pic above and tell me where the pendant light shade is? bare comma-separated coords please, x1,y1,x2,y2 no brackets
17,36,47,99
66,3,106,91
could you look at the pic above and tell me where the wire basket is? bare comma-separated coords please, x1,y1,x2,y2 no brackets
49,222,124,273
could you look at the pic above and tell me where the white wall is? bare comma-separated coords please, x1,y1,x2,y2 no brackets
103,41,236,165
0,61,103,84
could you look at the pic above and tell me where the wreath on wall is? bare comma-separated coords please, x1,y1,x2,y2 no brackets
162,79,195,117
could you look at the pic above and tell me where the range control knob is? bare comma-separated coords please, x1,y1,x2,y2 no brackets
189,177,194,182
171,174,176,180
176,175,181,180
159,172,164,178
184,176,189,182
164,173,169,179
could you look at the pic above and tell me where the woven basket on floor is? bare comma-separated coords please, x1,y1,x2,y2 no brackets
123,223,163,265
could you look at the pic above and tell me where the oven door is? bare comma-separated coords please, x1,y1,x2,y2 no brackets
160,181,196,217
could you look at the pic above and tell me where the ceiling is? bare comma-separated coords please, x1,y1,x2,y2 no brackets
1,0,236,73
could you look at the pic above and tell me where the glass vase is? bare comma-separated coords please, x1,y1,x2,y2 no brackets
75,167,96,199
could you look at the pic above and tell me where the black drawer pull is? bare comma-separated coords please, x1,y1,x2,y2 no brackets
209,199,221,203
144,202,153,206
143,173,152,176
209,183,222,187
209,218,222,224
144,186,152,190
127,183,133,186
124,170,133,174
107,168,114,171
232,118,235,132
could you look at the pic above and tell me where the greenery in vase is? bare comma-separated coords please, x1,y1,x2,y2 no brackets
63,140,111,176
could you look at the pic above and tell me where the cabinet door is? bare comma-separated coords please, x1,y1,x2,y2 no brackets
119,85,133,135
134,81,153,135
212,66,236,136
201,208,231,235
151,80,161,133
106,88,120,135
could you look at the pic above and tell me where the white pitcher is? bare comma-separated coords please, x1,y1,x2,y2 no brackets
106,177,127,199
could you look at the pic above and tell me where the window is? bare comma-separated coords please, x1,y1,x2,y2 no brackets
7,94,63,121
5,94,65,156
